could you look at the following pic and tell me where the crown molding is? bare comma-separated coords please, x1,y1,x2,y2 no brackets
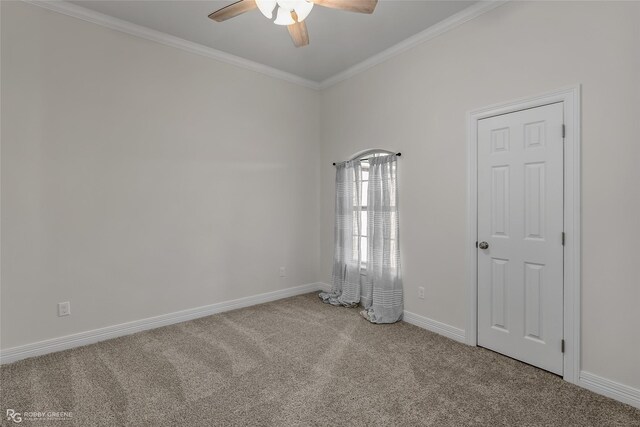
22,0,507,91
318,0,508,89
22,0,322,90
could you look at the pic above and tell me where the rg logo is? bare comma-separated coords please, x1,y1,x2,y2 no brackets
6,409,22,423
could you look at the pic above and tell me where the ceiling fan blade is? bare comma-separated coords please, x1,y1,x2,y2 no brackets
287,20,309,48
312,0,377,14
208,0,257,22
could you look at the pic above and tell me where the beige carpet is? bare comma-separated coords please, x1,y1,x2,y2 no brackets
1,293,639,426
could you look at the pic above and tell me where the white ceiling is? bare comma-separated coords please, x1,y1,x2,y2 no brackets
69,0,476,83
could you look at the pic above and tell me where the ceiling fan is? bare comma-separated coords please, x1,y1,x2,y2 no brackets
208,0,378,47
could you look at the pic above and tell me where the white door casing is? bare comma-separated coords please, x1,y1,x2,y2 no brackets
467,86,581,384
477,102,564,375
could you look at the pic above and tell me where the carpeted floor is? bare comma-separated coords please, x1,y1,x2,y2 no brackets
1,293,639,426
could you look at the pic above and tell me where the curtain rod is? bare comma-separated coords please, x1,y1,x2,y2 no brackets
332,152,401,166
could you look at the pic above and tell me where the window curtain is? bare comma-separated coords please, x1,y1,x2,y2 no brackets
320,160,363,307
320,154,403,324
361,155,403,323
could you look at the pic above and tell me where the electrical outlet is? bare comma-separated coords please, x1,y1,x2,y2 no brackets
418,287,425,300
58,301,71,317
279,267,286,277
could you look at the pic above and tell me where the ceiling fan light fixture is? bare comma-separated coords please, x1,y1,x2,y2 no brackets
208,0,378,47
274,5,295,25
293,0,313,22
255,0,277,19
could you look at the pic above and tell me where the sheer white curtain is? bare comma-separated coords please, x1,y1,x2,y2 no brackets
361,155,403,323
320,154,403,324
320,160,363,307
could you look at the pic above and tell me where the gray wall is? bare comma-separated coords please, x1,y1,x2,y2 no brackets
1,1,321,348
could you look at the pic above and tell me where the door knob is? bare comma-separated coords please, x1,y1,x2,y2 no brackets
479,241,489,250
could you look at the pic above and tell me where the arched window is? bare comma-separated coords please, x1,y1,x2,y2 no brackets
323,148,402,323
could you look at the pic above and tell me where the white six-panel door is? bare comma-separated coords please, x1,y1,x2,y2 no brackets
477,102,564,375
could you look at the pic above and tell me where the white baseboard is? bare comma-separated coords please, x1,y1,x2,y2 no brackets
316,282,467,344
4,282,638,412
0,282,325,365
317,282,332,292
402,310,467,343
579,371,640,409
400,312,640,409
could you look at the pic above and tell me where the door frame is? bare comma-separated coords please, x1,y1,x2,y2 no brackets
465,85,581,384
